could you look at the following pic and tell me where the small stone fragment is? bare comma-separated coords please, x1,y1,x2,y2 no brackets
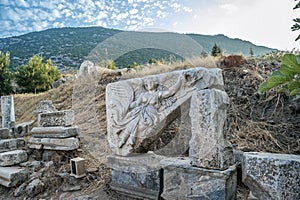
26,178,45,197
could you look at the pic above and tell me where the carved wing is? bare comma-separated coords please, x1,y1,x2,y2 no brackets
109,82,134,116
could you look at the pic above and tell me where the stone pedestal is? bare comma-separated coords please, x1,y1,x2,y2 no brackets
1,96,15,129
161,157,237,200
108,152,166,200
189,89,234,170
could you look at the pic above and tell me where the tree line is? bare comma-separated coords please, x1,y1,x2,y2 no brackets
0,51,61,96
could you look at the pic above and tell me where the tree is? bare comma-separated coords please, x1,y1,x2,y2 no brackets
211,43,223,57
249,46,254,57
0,51,13,96
291,0,300,41
15,55,61,93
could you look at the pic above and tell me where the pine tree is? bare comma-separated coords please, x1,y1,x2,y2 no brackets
15,55,61,93
0,51,13,96
250,46,254,57
211,43,222,57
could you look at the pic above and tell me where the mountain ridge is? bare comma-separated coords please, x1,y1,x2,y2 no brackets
0,26,276,71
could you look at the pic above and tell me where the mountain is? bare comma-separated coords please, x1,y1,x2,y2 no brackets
0,26,276,71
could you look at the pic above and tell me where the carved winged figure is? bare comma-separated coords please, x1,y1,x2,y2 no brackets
109,71,201,149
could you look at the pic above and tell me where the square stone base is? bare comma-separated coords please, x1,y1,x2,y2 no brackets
161,157,237,200
108,152,166,200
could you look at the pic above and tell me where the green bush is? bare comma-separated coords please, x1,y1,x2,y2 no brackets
15,55,61,93
106,60,116,70
258,53,300,99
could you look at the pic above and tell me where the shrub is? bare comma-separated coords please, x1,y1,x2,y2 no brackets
258,53,300,99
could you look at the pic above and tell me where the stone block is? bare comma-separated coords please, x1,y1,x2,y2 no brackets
38,110,74,127
0,150,28,166
0,128,10,139
31,126,80,138
70,157,86,178
29,137,79,151
242,152,300,200
0,166,28,187
161,157,237,200
108,153,166,199
35,100,57,113
189,89,234,170
1,96,15,128
0,138,25,153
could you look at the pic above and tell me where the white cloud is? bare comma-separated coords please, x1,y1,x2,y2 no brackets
61,9,72,17
5,8,21,22
182,6,192,13
156,10,167,19
57,4,66,10
219,3,238,14
116,12,129,21
129,8,139,15
15,0,29,7
171,3,181,9
1,0,14,6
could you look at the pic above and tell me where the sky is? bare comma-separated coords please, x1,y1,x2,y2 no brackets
0,0,299,50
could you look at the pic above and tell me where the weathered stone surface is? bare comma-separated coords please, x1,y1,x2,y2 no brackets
242,152,300,200
0,128,9,139
0,166,28,187
161,157,237,200
14,120,34,136
29,137,79,151
0,138,25,153
1,96,15,128
106,67,225,156
0,150,28,166
52,78,66,88
31,126,80,138
26,178,45,197
35,100,57,113
189,89,234,170
108,153,166,199
38,110,74,127
78,60,95,77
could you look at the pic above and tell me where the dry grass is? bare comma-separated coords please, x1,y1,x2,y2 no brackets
123,56,217,78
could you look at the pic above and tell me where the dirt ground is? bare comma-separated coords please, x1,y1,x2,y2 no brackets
0,59,299,199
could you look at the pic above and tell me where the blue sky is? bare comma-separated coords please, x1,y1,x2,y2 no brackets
0,0,299,50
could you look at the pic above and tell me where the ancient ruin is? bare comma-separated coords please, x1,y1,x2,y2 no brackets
106,67,237,199
29,101,80,152
1,96,15,129
0,99,81,193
